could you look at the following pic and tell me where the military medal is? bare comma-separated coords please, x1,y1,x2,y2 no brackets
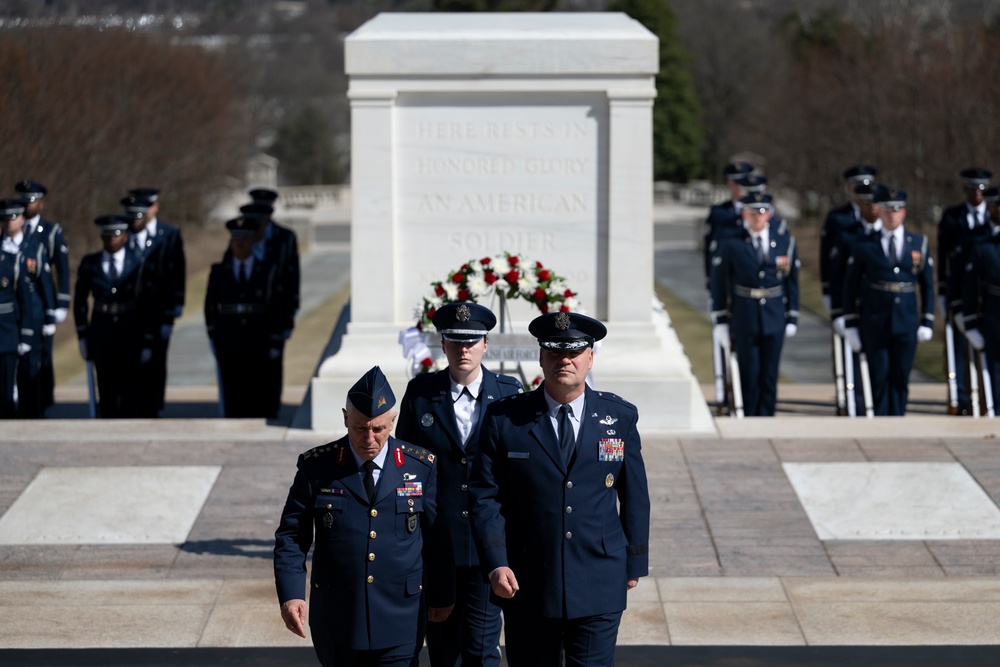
25,258,36,274
421,413,434,427
397,481,423,496
598,438,625,462
323,512,333,528
911,250,922,270
775,255,790,271
605,473,615,488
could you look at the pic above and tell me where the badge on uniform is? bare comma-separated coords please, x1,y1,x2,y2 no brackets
397,481,423,496
911,250,922,271
599,415,618,425
421,413,434,427
775,255,790,271
394,447,405,467
323,512,334,528
407,514,419,534
0,277,7,288
598,438,624,462
26,258,36,274
605,473,615,488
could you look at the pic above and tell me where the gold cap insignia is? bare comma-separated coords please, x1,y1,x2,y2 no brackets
378,396,386,408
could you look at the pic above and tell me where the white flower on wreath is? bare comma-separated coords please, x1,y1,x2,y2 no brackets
468,274,489,297
492,257,510,275
468,259,483,273
518,272,539,295
443,282,459,300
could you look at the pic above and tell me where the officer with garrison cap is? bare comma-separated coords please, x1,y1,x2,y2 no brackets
938,168,992,414
710,193,800,416
274,366,452,667
204,216,285,418
397,302,521,667
843,187,935,415
74,215,151,418
469,312,650,667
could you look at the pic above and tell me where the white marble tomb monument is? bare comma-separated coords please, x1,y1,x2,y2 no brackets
311,12,714,433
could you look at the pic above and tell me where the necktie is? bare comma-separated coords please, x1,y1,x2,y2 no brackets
131,235,143,258
240,261,249,286
456,387,474,446
558,405,575,464
362,460,377,503
887,234,897,266
754,235,765,264
107,257,119,283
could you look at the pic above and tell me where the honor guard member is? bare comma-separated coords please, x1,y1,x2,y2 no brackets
703,162,755,289
0,198,54,418
274,366,452,667
0,200,31,417
15,180,70,412
121,189,185,416
396,302,522,667
843,187,935,416
240,193,299,418
960,187,1000,406
468,312,650,667
710,193,800,416
820,165,878,315
204,216,284,418
74,215,151,418
938,168,992,415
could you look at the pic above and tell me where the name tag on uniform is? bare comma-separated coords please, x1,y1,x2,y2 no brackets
598,438,625,462
507,452,530,460
397,481,423,497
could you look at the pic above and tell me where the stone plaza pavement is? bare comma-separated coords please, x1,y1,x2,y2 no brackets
2,390,1000,664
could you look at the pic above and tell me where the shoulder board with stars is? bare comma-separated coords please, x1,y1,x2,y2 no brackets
495,374,522,388
398,443,435,465
595,391,637,412
302,442,345,462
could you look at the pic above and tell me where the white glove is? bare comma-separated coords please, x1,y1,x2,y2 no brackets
269,347,281,360
713,323,730,346
966,328,986,351
78,339,88,360
954,313,966,333
160,324,173,340
938,295,948,318
917,325,933,343
17,342,31,356
821,295,831,314
140,348,152,364
42,324,56,337
845,328,863,353
54,308,68,323
832,316,847,336
785,323,798,338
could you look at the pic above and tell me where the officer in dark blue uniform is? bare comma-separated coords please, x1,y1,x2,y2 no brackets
241,191,299,418
15,180,70,413
710,193,800,416
703,161,755,289
958,187,1000,407
0,200,29,418
0,198,54,418
74,215,151,418
938,167,992,415
820,165,878,314
121,188,186,416
397,302,521,667
274,366,452,667
469,312,650,667
205,216,285,418
843,187,935,416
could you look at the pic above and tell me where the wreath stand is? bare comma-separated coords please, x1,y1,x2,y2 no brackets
489,291,531,387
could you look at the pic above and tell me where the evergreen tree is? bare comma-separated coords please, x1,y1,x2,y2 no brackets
609,0,706,181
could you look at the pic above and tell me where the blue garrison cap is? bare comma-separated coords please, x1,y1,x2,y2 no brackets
433,302,496,342
529,312,607,351
740,192,773,213
248,188,278,205
735,173,767,194
348,366,396,418
875,186,907,210
0,198,25,220
724,162,755,180
14,180,47,201
961,168,992,190
225,216,260,239
94,214,130,235
842,164,878,185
